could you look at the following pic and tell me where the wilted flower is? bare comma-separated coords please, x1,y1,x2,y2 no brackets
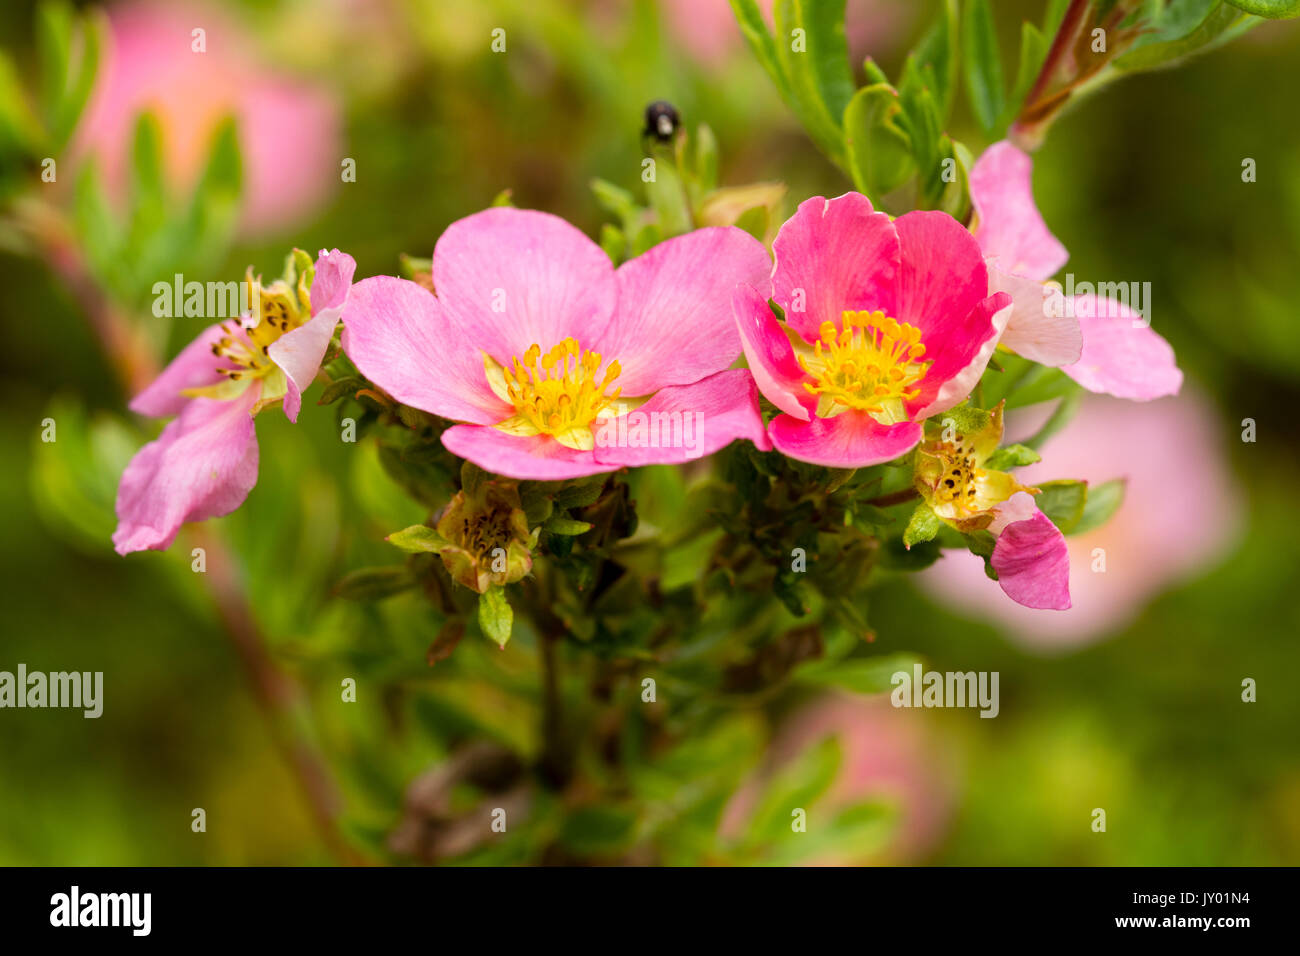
734,192,1011,467
341,207,773,480
913,403,1070,611
113,250,354,554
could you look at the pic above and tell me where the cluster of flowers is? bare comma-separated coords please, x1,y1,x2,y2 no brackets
112,141,1180,614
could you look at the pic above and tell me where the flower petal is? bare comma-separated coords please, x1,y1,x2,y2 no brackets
113,386,261,554
602,227,771,394
768,409,922,468
893,210,995,369
1060,294,1182,400
341,276,511,425
432,206,617,362
593,369,771,467
267,250,355,424
771,193,900,343
991,267,1082,366
969,140,1068,282
989,493,1071,610
440,425,617,481
733,283,814,421
128,323,231,418
910,291,1012,420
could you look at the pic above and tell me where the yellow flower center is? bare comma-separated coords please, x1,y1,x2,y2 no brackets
489,338,622,451
797,310,929,422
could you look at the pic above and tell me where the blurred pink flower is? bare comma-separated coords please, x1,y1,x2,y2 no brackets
722,694,956,864
660,0,912,70
76,0,341,236
920,391,1241,649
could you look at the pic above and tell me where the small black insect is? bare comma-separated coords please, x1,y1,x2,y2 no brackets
643,100,681,144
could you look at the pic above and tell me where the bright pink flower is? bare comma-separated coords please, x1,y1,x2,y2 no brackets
340,208,773,480
114,250,355,554
734,193,1011,468
76,1,341,236
970,141,1182,400
920,392,1240,648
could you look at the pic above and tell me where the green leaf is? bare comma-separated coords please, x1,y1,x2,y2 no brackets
332,566,415,601
51,6,105,146
743,736,841,846
903,503,941,548
386,524,451,553
799,653,922,695
984,443,1042,471
729,0,794,104
1222,0,1300,18
1034,479,1088,534
1009,21,1048,120
694,123,719,193
773,0,853,168
478,588,513,648
554,476,607,509
910,0,959,119
1072,478,1126,535
316,375,367,406
962,0,1005,132
545,516,593,536
843,84,914,199
1117,2,1254,73
36,1,72,132
558,806,639,856
1023,390,1082,449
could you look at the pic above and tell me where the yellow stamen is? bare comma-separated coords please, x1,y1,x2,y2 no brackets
492,338,622,450
797,310,930,423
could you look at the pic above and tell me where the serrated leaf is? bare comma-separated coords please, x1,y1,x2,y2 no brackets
1223,0,1299,17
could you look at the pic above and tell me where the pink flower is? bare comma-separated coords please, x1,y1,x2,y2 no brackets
340,207,773,480
76,1,341,236
920,392,1240,648
114,250,355,554
733,192,1011,468
988,492,1072,611
722,694,956,864
969,141,1182,400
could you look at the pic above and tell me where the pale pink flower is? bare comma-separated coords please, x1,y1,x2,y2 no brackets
341,207,773,480
734,192,1011,467
920,392,1241,649
77,0,341,235
114,250,355,554
969,140,1182,401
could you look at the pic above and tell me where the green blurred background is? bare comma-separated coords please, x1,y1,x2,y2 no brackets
0,0,1296,865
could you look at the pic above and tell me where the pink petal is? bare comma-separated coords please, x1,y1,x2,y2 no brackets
340,276,511,425
733,283,814,421
768,409,922,468
969,140,1068,282
602,227,771,395
432,207,617,364
592,369,771,468
989,493,1071,610
1060,294,1182,400
440,425,617,481
113,386,261,554
128,323,230,418
267,250,357,424
893,211,997,387
911,290,1012,419
990,267,1082,366
771,193,900,344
